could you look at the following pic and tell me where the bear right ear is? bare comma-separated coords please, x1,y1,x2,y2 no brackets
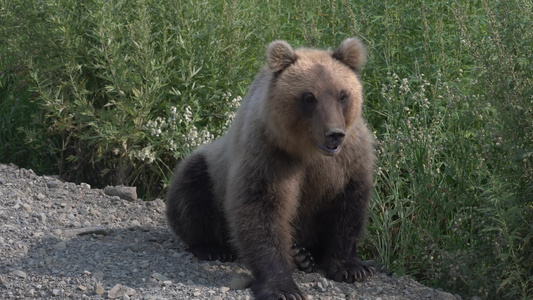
267,40,297,73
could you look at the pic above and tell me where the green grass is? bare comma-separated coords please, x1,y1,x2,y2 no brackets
1,0,531,299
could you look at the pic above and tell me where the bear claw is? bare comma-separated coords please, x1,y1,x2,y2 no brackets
327,260,374,283
189,246,236,262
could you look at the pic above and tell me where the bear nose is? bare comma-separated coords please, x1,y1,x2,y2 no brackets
325,128,345,144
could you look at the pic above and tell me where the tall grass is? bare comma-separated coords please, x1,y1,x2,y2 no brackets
1,0,531,298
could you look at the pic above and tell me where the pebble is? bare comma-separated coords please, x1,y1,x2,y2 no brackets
104,185,137,201
63,227,109,236
12,270,27,279
33,213,46,222
151,273,169,281
21,203,32,213
434,291,458,300
0,275,10,288
130,220,141,229
95,283,105,295
302,273,317,283
318,277,329,289
316,282,326,292
36,193,45,200
229,273,254,290
93,270,104,280
46,181,59,188
53,241,66,250
108,284,136,299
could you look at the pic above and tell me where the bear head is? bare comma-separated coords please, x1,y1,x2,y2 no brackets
264,38,367,158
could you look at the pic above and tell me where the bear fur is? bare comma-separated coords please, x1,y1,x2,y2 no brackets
166,38,374,300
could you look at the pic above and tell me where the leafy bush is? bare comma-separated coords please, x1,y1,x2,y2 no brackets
1,0,531,298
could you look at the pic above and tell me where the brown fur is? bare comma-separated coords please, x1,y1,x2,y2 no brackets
166,38,375,300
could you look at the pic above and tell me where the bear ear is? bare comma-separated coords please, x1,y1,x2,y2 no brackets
267,40,297,73
332,38,367,73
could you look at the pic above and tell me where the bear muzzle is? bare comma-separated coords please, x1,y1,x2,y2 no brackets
318,127,345,156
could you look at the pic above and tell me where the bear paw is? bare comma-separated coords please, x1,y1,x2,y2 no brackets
189,245,236,262
325,259,374,283
290,245,315,273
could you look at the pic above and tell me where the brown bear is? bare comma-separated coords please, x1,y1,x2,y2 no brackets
166,38,375,300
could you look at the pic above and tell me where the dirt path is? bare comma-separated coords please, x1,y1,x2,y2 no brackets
0,163,459,300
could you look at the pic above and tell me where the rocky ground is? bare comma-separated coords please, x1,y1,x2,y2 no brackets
0,163,466,300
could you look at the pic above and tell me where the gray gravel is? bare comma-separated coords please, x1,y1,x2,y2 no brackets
0,163,464,300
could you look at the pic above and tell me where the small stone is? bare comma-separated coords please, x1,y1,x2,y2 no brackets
93,270,104,280
104,186,137,201
52,289,60,296
78,285,87,291
63,227,109,236
302,274,317,283
46,181,59,188
151,273,169,281
163,280,172,286
52,229,62,236
193,291,201,297
95,283,104,295
229,273,254,290
434,291,457,300
21,203,32,213
80,183,91,189
130,220,141,229
12,270,27,279
214,297,223,300
220,287,230,293
315,282,326,292
0,275,10,288
53,241,66,250
108,284,135,299
33,213,46,222
36,193,45,200
0,178,4,184
139,260,150,269
318,277,329,289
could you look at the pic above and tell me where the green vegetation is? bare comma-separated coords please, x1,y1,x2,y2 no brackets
1,0,531,298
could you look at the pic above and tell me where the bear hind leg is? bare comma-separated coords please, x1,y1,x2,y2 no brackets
166,152,235,262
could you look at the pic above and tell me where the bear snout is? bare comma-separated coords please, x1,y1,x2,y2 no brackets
325,127,345,144
317,127,345,155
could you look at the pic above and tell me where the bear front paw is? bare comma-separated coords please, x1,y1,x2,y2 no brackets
325,259,374,283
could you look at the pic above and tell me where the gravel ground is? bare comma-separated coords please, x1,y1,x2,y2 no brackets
0,163,465,300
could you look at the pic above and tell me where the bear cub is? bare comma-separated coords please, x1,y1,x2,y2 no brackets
166,38,375,300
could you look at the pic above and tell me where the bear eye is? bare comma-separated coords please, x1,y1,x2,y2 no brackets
339,91,348,103
302,93,317,105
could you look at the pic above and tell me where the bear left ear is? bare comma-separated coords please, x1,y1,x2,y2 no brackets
332,38,367,73
267,40,297,73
